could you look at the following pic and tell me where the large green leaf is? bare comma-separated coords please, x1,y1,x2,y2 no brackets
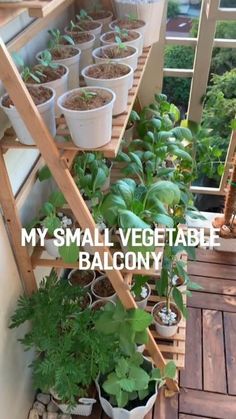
148,181,181,205
115,358,129,378
92,168,107,190
128,309,153,332
48,191,66,208
129,365,150,390
164,361,176,379
58,242,79,263
153,214,174,227
118,210,150,230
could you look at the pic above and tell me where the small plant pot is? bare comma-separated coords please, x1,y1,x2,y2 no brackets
100,30,143,57
91,299,116,311
60,33,96,74
36,47,81,90
57,87,115,149
92,44,138,72
65,21,102,48
0,86,56,145
44,237,60,258
26,64,69,118
53,397,96,416
82,63,133,116
91,275,117,302
68,269,96,288
135,283,151,310
152,302,181,338
90,10,113,33
110,18,146,46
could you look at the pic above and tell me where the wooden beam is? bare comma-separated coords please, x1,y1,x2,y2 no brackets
0,39,178,391
163,68,193,78
216,8,236,21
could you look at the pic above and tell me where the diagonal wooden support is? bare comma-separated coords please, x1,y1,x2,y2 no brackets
0,38,178,392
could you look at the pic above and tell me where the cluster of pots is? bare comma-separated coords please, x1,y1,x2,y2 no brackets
0,10,153,150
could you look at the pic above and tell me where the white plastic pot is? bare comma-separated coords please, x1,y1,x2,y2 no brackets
113,1,165,47
96,366,158,419
57,87,116,149
0,87,56,145
68,269,96,288
36,47,81,90
110,19,146,46
44,237,59,258
60,34,95,74
90,10,113,33
65,22,102,48
26,64,69,118
152,302,181,338
91,275,117,302
92,44,139,72
82,63,133,116
100,30,143,56
91,299,116,310
53,397,96,416
135,283,151,310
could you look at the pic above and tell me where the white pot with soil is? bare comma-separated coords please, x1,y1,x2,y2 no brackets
91,275,117,302
100,30,143,56
92,43,138,72
60,32,96,74
110,18,146,46
0,86,56,145
52,394,96,416
43,211,74,258
65,21,102,47
113,1,165,47
89,10,113,33
36,46,81,90
152,302,181,338
26,64,69,117
96,358,158,419
82,63,133,116
57,87,115,149
134,283,151,310
68,269,96,288
91,299,116,311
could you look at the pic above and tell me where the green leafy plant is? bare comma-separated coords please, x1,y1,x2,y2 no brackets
114,35,127,51
38,50,59,70
10,271,116,406
79,89,98,102
131,275,149,300
76,9,93,21
12,52,43,83
48,28,75,49
167,0,180,18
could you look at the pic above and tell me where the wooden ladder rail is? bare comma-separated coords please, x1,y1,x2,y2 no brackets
0,38,179,392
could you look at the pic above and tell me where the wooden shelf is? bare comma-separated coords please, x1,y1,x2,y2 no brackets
0,48,151,158
0,0,70,18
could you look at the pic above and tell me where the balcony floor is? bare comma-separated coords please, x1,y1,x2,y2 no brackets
75,248,236,419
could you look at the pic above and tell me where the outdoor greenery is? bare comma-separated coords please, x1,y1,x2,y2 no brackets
167,0,180,19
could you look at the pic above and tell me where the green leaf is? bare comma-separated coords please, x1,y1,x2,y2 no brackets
151,368,162,380
118,210,150,230
58,242,79,263
92,168,106,190
49,191,66,208
103,373,121,396
148,181,181,206
135,330,148,345
38,165,52,181
138,388,149,400
153,214,174,228
129,152,143,173
128,309,153,332
117,389,129,408
187,281,203,291
119,378,136,392
129,365,150,391
172,287,186,317
116,358,129,378
164,361,176,379
169,104,180,122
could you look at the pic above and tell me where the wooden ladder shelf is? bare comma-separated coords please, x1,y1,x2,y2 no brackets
0,36,181,393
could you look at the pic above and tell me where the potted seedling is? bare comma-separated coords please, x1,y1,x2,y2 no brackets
91,275,117,302
110,15,146,44
101,26,143,56
68,269,96,289
57,87,115,149
26,50,69,117
82,62,133,115
65,14,102,47
36,29,81,90
131,275,151,309
92,37,138,74
27,190,79,263
10,271,117,416
95,301,177,419
89,6,113,33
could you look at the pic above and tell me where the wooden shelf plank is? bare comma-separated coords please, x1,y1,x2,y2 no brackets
0,47,151,158
0,0,70,18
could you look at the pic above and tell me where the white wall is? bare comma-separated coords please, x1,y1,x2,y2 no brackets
0,6,74,419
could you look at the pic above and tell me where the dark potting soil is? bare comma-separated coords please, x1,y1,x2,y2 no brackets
98,45,135,59
69,270,94,286
29,65,66,83
61,32,93,44
153,302,181,326
115,18,145,30
104,31,139,43
62,88,113,111
94,277,115,297
90,10,111,19
2,86,53,108
86,63,130,79
50,46,79,59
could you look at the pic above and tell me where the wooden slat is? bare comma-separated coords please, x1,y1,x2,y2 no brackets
179,415,211,419
190,276,236,296
0,0,72,18
188,261,236,280
224,312,236,396
194,249,236,266
180,308,202,390
203,310,227,393
179,388,236,419
188,291,236,313
154,388,178,419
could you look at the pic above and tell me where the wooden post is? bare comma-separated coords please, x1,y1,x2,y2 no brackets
0,39,178,392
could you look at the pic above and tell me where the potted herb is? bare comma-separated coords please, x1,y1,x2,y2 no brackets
25,50,69,117
131,275,151,309
0,85,56,145
82,62,133,116
92,39,138,73
110,15,146,44
91,275,117,302
36,29,81,90
10,271,116,416
68,269,96,289
57,87,115,149
100,26,143,56
59,30,96,74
